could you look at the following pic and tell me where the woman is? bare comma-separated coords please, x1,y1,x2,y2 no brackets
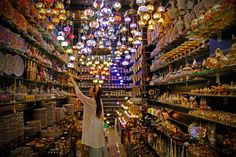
70,75,108,157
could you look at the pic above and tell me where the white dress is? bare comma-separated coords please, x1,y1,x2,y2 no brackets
75,87,106,149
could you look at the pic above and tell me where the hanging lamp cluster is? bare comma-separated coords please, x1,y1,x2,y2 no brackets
35,0,75,31
78,55,113,84
136,0,165,31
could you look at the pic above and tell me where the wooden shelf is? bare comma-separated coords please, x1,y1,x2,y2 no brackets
149,79,207,87
148,100,236,129
140,137,161,157
187,7,236,39
174,92,236,98
150,47,209,73
0,21,67,65
0,46,70,76
188,113,236,129
148,100,193,113
191,64,236,78
0,75,72,88
0,97,69,106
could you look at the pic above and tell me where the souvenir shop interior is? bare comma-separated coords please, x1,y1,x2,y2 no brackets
0,0,236,157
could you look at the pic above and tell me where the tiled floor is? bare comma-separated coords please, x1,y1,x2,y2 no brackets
106,128,127,157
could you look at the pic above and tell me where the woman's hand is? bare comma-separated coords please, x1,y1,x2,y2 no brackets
69,73,76,86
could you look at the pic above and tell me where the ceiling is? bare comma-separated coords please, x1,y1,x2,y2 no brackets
69,0,135,10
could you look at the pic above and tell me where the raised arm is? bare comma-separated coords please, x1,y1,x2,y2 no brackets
69,74,93,106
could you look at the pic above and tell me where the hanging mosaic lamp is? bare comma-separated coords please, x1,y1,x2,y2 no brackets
113,2,121,11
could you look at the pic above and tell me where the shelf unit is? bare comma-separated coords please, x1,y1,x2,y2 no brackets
145,4,236,157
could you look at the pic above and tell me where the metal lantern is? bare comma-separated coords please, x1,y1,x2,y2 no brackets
113,2,121,11
59,14,67,21
43,0,55,8
52,17,60,24
136,0,146,6
130,22,137,29
138,20,146,28
84,8,94,18
148,24,155,31
153,12,162,20
89,21,100,29
114,12,122,24
55,2,64,10
157,6,165,12
93,0,104,9
147,3,155,13
148,19,156,26
142,13,150,21
124,16,132,24
138,5,148,13
47,22,55,30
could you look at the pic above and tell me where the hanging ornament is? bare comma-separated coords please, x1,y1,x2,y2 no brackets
138,5,147,13
39,8,46,15
114,12,122,24
36,2,44,8
120,26,128,33
147,3,155,13
81,14,88,20
60,9,66,14
55,2,64,10
69,34,75,40
136,0,145,6
46,8,52,16
52,8,59,16
44,0,54,8
52,17,60,24
81,35,87,41
113,2,121,11
142,13,150,21
93,0,104,9
87,39,96,47
148,19,156,26
89,21,100,29
128,37,134,42
117,40,122,46
63,26,71,32
124,16,132,24
121,36,126,41
130,22,137,29
138,20,146,28
84,8,94,18
66,47,73,53
148,24,155,31
61,41,69,47
157,6,165,12
59,14,67,21
153,12,162,21
158,18,164,24
47,22,55,31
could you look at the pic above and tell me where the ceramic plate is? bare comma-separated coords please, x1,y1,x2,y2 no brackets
14,55,24,77
4,54,15,75
0,51,6,72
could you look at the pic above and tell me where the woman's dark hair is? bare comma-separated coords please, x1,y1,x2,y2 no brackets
94,85,102,118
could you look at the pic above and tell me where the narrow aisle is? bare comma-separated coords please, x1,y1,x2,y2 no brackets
106,128,127,157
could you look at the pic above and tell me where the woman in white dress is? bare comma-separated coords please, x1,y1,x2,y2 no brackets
70,75,109,157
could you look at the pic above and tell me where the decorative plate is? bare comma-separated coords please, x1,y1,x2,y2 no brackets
4,54,15,75
14,55,24,77
0,52,6,72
